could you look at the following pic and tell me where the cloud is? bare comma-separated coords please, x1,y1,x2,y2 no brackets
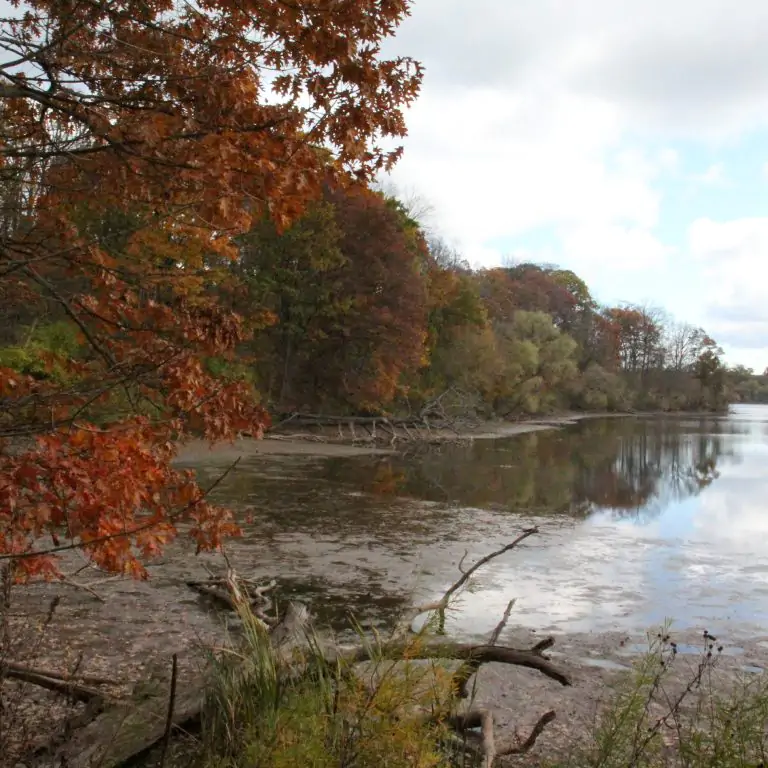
693,162,727,186
385,0,745,271
386,86,668,265
392,0,768,136
560,224,676,272
379,0,768,363
688,217,768,350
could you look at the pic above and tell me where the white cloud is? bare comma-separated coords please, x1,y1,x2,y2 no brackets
561,224,676,272
379,0,768,362
385,0,745,271
693,162,727,186
688,217,768,353
387,88,667,267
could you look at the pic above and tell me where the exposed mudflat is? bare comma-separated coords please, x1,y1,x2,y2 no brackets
7,407,768,765
176,412,620,462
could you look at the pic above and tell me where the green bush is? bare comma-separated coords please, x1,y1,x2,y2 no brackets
0,321,82,384
199,606,460,768
555,625,768,768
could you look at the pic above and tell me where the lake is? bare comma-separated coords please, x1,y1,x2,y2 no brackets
195,404,768,646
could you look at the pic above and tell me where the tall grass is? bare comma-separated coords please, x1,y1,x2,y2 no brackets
199,605,470,768
558,625,768,768
199,604,768,768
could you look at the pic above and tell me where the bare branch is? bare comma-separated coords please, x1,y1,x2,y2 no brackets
489,598,516,646
410,528,539,632
499,709,557,757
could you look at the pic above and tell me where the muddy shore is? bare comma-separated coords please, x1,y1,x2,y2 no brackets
5,408,760,766
175,411,625,463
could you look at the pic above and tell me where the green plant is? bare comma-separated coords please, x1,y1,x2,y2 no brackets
557,626,768,768
199,604,463,768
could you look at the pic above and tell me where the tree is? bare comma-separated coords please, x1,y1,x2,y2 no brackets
493,311,578,415
547,269,597,314
604,304,665,375
237,183,429,413
665,322,706,371
316,184,429,412
694,336,726,407
236,199,347,407
0,0,422,578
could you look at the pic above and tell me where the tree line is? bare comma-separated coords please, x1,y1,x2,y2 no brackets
1,178,737,428
218,182,733,418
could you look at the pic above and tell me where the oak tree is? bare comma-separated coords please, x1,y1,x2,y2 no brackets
0,0,422,578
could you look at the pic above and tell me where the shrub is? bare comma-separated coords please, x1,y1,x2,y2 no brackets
557,625,768,768
199,606,464,768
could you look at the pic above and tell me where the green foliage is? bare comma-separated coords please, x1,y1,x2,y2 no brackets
199,606,458,768
570,364,629,412
0,321,82,384
553,627,768,768
493,311,578,415
727,365,768,403
205,357,257,386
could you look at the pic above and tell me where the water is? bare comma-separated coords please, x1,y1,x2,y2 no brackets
193,405,768,643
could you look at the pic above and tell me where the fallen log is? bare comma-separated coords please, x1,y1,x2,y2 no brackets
342,639,570,688
40,528,567,768
40,602,312,768
2,661,118,688
1,665,112,704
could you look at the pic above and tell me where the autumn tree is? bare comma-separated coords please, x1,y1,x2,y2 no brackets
0,0,422,578
313,184,429,412
493,310,578,415
479,265,579,329
236,183,429,413
604,304,665,375
693,336,727,408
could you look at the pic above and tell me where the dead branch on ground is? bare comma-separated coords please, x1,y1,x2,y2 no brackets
383,525,567,766
187,573,276,626
1,664,114,704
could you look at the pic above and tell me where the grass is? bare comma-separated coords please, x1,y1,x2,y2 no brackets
198,606,469,768
555,624,768,768
198,610,768,768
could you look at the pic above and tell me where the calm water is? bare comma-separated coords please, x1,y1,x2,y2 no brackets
194,404,768,642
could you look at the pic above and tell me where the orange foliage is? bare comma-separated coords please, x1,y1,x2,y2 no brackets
0,0,421,578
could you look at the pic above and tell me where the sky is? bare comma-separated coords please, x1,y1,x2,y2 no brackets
380,0,768,371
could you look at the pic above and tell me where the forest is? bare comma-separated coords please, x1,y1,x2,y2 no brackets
1,177,739,436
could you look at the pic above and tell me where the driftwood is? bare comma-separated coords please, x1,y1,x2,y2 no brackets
270,392,483,445
187,573,276,625
449,708,557,766
33,528,566,768
1,663,114,704
2,661,118,688
39,601,313,768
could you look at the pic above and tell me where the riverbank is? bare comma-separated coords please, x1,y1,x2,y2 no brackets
175,411,627,463
6,408,758,766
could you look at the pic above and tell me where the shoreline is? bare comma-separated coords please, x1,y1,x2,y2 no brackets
175,406,736,465
174,411,631,463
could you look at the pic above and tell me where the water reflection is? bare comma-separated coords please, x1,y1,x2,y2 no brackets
192,405,768,641
317,414,742,521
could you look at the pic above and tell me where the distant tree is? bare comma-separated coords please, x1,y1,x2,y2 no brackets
665,322,707,371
